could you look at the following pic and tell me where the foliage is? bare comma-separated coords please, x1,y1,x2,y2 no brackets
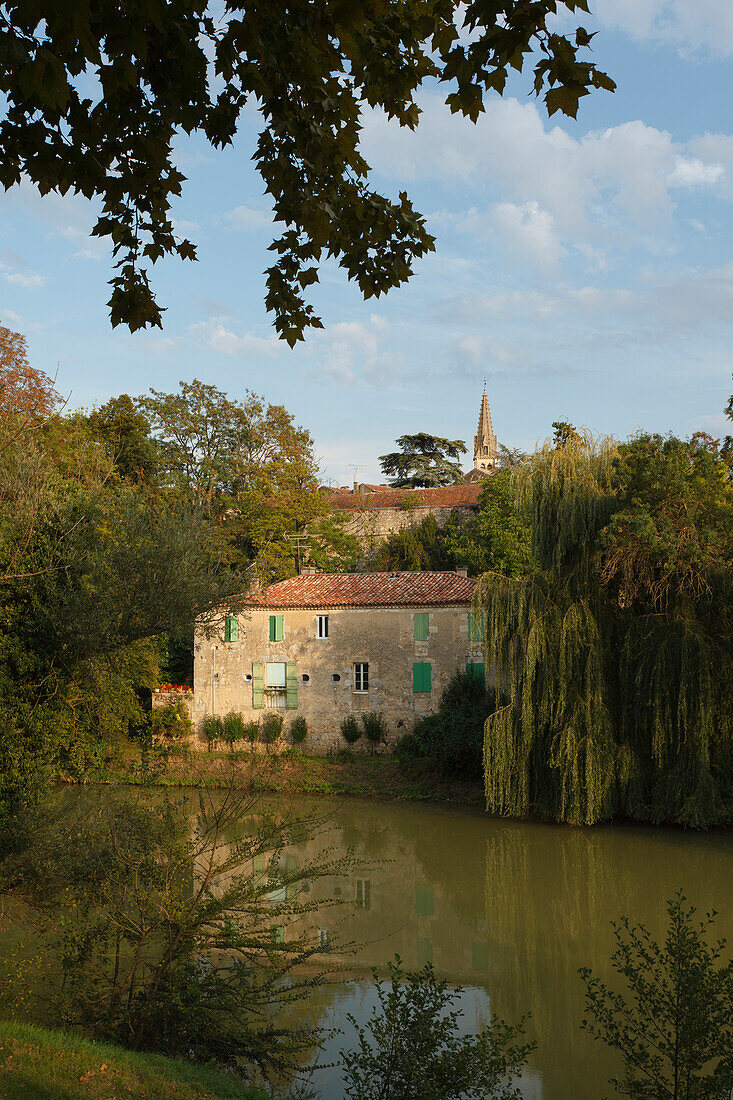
444,472,532,578
290,717,308,744
261,712,284,745
244,720,260,745
370,514,455,572
361,712,389,747
379,433,467,488
340,716,362,745
579,893,733,1099
222,711,246,748
0,325,60,419
1,783,353,1079
201,714,223,748
151,700,193,741
88,395,159,485
340,955,534,1099
0,5,613,339
412,670,495,777
481,431,733,826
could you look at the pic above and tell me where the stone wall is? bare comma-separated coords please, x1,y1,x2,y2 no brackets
192,604,484,754
336,504,475,551
151,689,194,719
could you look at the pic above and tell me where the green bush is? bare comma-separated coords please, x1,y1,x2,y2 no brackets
221,711,246,748
244,720,259,744
200,714,223,750
395,732,422,762
340,715,361,745
261,712,284,744
411,670,496,778
361,711,388,746
151,700,193,740
290,716,308,744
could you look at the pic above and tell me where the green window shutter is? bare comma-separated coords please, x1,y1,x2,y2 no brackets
466,662,485,682
414,612,429,641
469,610,483,643
269,614,283,642
417,936,433,967
286,662,298,709
413,662,431,693
224,616,239,642
252,662,265,709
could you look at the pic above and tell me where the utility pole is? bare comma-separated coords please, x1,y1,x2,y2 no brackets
286,532,310,573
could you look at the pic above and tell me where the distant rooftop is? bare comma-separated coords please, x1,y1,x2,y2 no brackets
245,571,477,609
325,483,483,511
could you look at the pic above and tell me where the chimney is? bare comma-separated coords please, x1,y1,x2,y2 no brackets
455,567,469,578
300,564,318,576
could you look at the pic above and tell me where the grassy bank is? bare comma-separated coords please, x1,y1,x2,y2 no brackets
0,1019,268,1099
99,743,484,807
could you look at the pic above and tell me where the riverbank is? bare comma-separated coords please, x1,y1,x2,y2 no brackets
100,743,485,808
0,1019,268,1099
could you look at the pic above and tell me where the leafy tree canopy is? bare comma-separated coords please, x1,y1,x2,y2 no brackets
0,325,60,420
0,2,613,340
380,433,467,488
88,394,159,485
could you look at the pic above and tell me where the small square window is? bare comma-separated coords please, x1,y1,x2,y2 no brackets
317,615,329,639
355,878,371,910
353,662,369,693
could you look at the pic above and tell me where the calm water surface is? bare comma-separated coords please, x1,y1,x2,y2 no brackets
3,792,731,1098
276,797,732,1099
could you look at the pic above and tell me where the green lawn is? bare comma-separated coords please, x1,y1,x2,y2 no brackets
0,1019,269,1100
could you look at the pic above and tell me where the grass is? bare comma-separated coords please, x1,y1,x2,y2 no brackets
0,1019,269,1100
96,741,484,807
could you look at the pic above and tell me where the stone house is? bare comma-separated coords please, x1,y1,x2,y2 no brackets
191,569,485,752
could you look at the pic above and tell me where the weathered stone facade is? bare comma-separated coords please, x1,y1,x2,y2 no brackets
191,571,484,753
325,484,482,552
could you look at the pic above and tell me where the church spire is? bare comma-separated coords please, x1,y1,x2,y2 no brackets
473,387,497,472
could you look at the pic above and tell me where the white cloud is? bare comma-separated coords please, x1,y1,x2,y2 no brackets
667,157,724,187
361,94,733,272
188,319,280,356
311,316,404,387
591,0,733,57
225,204,273,231
4,271,45,290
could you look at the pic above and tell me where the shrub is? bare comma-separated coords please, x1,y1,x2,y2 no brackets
150,700,192,740
580,891,733,1099
412,670,496,778
221,711,246,748
244,719,259,744
361,711,388,747
395,732,422,762
200,714,222,750
290,716,308,744
340,955,533,1099
261,711,284,744
340,715,361,745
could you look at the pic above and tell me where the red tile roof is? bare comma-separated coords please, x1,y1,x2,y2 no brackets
245,571,477,609
327,483,483,511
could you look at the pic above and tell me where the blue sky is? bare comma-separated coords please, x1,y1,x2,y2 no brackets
1,0,732,485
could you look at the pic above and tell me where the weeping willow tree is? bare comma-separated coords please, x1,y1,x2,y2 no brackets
480,431,733,827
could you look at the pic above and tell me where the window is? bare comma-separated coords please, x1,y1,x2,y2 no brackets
269,614,283,642
318,928,331,950
413,662,432,694
331,673,341,683
353,662,369,693
413,612,429,641
415,883,434,916
417,936,433,967
266,662,286,688
317,615,329,639
355,878,371,910
224,615,239,642
466,661,485,682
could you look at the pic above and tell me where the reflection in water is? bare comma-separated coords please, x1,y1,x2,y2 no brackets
251,798,731,1099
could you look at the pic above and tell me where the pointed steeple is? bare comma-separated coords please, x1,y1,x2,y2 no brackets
473,387,497,472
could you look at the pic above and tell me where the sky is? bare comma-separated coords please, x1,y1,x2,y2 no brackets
1,0,732,486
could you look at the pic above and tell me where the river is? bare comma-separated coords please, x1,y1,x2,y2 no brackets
2,791,731,1098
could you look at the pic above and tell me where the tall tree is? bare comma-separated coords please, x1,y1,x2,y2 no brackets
480,431,733,827
0,3,614,338
88,394,159,484
0,326,60,420
380,433,467,488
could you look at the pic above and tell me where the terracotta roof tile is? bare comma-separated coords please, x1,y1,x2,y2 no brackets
245,571,477,609
327,483,484,511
